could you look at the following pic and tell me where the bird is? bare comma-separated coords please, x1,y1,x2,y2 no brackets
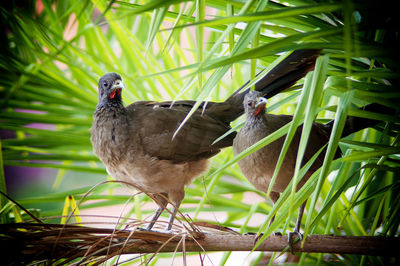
90,49,321,231
232,90,394,247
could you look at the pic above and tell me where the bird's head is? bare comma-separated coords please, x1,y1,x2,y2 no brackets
98,73,125,103
244,90,268,117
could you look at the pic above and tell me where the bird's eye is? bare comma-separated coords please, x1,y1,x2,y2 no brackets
247,101,253,106
103,81,108,87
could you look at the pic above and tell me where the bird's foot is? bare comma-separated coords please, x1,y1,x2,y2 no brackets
246,231,281,245
254,233,264,245
136,227,174,234
136,222,164,232
287,231,302,253
162,227,174,234
136,227,154,232
164,223,173,232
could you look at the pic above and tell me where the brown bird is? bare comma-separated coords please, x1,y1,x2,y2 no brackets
90,50,320,231
233,90,394,245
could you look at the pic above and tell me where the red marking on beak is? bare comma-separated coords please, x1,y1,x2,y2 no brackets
254,104,266,116
109,88,122,99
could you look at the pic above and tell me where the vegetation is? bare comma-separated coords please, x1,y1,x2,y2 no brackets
0,0,399,264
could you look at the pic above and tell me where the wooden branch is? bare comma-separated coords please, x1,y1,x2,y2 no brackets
1,223,399,265
121,233,399,256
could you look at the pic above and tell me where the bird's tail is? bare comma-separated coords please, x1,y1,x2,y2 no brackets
325,103,397,138
223,49,321,121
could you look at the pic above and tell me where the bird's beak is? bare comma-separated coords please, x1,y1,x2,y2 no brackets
254,97,268,116
255,97,268,108
109,79,124,99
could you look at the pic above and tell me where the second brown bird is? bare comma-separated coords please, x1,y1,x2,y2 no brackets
233,90,393,245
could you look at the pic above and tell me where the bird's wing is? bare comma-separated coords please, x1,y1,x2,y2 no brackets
266,114,336,168
126,101,235,163
302,122,341,172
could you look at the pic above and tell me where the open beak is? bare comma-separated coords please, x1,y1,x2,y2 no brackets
109,79,124,99
254,97,268,116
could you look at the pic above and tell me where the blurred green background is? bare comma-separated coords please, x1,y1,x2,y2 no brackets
0,0,399,265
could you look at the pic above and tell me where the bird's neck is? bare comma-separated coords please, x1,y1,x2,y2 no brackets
96,98,124,110
245,113,267,127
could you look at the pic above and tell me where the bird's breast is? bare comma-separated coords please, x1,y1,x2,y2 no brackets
90,108,132,167
233,120,296,193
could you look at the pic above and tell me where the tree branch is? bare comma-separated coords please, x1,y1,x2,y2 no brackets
119,233,400,256
1,223,398,265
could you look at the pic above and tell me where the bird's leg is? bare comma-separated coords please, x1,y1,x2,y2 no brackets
253,191,281,242
145,206,163,231
270,191,281,236
165,200,182,231
288,201,306,252
144,193,168,231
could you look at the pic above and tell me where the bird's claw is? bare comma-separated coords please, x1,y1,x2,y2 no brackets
249,231,282,245
254,233,264,245
163,228,173,234
136,227,174,234
137,227,155,232
287,231,302,253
